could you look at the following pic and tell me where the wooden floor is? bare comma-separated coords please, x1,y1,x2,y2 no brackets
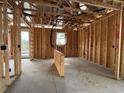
5,58,124,93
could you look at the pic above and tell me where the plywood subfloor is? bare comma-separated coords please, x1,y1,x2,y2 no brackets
5,58,124,93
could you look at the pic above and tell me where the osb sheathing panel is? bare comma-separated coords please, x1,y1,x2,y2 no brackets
78,12,119,70
32,28,78,59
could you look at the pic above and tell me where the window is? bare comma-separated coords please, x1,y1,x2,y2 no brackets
56,32,66,46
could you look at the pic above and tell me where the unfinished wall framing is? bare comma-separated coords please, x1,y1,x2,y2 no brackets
78,11,122,78
1,0,124,93
0,3,22,93
31,28,78,59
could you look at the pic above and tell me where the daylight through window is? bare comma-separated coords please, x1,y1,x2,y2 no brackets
56,32,66,46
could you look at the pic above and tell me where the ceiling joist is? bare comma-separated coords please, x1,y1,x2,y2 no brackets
5,0,124,27
69,0,121,10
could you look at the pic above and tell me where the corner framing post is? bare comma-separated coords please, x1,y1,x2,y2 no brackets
3,0,10,85
0,5,3,93
116,5,123,80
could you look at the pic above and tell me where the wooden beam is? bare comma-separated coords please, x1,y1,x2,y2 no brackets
115,5,123,80
7,0,15,8
25,0,94,14
0,5,2,81
3,0,10,85
0,5,3,93
13,6,21,76
65,0,73,8
13,7,18,76
69,0,120,10
115,0,124,3
120,5,124,78
13,5,22,76
17,7,21,75
29,27,34,60
41,28,46,59
22,17,31,27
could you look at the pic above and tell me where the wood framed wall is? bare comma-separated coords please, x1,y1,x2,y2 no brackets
0,1,23,93
31,28,78,59
78,11,120,78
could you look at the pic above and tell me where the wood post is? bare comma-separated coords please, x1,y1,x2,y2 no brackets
42,28,46,59
29,27,34,60
13,7,18,76
120,6,124,79
17,7,21,75
115,5,123,80
0,5,2,81
0,5,3,93
3,0,10,85
29,19,35,60
13,5,22,76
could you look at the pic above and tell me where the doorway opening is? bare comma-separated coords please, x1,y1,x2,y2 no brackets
21,31,29,58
